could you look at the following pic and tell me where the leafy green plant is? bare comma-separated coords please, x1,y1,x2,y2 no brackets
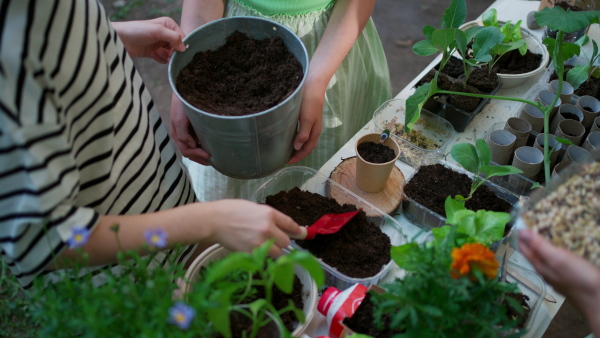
481,9,528,73
449,139,523,201
190,241,325,338
453,25,505,84
369,227,521,336
407,3,600,184
566,34,600,89
0,260,40,337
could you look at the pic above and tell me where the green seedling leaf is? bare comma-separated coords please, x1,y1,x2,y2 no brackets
247,299,268,317
472,26,505,61
475,139,492,170
432,225,452,241
454,29,468,58
480,165,523,179
531,182,541,189
555,137,575,146
272,260,295,294
285,250,325,287
451,142,479,173
423,25,436,40
566,65,590,90
575,34,590,47
482,8,498,27
391,242,420,270
535,7,600,33
205,253,259,285
592,66,600,78
464,26,484,43
413,39,439,56
433,28,459,51
441,0,467,29
544,37,581,61
405,81,436,133
472,210,510,244
445,196,466,224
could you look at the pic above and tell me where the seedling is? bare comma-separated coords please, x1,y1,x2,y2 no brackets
566,34,600,89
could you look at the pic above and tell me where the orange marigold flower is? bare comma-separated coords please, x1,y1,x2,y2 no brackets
451,243,499,280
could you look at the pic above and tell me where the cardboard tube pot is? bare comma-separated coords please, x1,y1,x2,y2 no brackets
562,145,591,164
591,116,600,133
504,117,532,151
518,103,545,132
355,133,400,193
549,79,574,104
578,95,600,130
555,119,586,146
168,17,309,179
550,104,583,134
533,133,561,169
535,89,561,119
552,160,572,179
511,146,543,179
487,130,517,165
583,131,600,152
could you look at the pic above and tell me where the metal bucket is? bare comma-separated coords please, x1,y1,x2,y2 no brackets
169,17,309,179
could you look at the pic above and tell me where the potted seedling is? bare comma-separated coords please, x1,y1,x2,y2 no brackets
407,4,600,186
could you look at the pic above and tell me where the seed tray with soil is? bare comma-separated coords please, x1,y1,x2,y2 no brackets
521,159,600,267
403,162,519,232
372,99,454,167
252,166,406,289
176,30,303,116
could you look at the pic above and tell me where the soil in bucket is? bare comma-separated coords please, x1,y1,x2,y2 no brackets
404,163,512,216
357,141,396,163
176,31,303,116
265,187,392,279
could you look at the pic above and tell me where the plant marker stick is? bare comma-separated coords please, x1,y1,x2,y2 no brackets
380,117,398,143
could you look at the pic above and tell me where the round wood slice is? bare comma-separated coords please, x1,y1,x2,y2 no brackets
327,157,405,217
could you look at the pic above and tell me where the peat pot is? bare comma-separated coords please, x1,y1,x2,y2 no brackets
169,17,309,179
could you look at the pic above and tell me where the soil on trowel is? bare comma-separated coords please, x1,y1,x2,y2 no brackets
404,163,512,216
176,31,303,116
264,187,392,279
357,141,396,163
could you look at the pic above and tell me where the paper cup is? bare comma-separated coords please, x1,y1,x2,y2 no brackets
576,95,600,130
555,119,586,146
549,104,583,134
549,79,574,104
504,117,532,151
582,131,600,152
487,130,517,165
511,146,543,179
518,103,545,133
355,133,400,193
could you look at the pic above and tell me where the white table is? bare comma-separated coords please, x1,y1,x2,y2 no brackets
305,1,580,336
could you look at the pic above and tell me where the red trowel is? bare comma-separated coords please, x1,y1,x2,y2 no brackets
290,209,362,240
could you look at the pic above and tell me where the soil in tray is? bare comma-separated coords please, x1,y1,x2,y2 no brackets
404,163,512,216
467,68,500,93
176,31,303,117
492,49,543,75
439,56,465,79
417,68,453,90
447,81,482,113
342,292,400,338
264,187,392,279
357,141,396,163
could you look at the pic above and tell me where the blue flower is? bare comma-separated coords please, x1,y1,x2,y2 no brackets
168,301,195,330
67,227,90,249
144,228,168,248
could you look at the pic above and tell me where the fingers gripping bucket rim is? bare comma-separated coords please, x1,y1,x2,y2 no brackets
168,17,309,179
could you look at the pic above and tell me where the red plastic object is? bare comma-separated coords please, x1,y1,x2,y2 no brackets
304,209,362,240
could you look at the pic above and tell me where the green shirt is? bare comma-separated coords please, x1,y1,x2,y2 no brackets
238,0,335,15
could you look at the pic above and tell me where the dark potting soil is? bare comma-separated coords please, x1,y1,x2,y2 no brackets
249,275,304,332
492,49,543,75
550,65,600,101
417,69,453,90
357,141,396,163
467,68,500,93
439,56,465,79
226,310,281,338
404,164,512,217
447,81,482,113
342,292,400,338
561,112,580,121
502,292,531,329
264,187,392,279
176,31,303,116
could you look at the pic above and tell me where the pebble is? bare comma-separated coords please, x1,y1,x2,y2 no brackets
527,11,541,30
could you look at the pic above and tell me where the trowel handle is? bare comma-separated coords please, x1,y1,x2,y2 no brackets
289,226,311,240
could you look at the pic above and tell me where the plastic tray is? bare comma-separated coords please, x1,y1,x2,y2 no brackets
506,262,546,335
402,161,522,250
251,166,407,290
372,99,455,167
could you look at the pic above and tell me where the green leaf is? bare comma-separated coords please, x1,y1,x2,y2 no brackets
423,25,436,40
575,34,590,47
480,165,523,179
451,143,479,173
472,210,511,244
464,26,484,43
205,253,258,285
445,196,466,224
554,137,575,146
433,28,459,51
421,305,443,317
531,182,541,189
535,7,600,33
390,242,420,269
247,299,268,317
482,9,498,27
272,260,295,294
413,40,439,56
566,65,590,90
472,26,505,61
405,82,433,133
285,250,325,288
432,225,452,241
454,29,468,57
475,139,492,169
441,0,467,29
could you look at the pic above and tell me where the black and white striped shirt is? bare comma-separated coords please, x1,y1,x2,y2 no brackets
0,0,196,288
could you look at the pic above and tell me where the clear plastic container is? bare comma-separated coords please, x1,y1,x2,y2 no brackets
252,166,408,290
505,262,546,335
372,99,454,167
403,161,522,243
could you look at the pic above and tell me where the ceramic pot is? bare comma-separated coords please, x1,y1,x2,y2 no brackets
511,146,544,179
355,133,400,193
577,95,600,130
487,130,517,165
182,244,318,337
555,119,586,146
549,104,583,134
518,103,545,133
504,117,532,151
